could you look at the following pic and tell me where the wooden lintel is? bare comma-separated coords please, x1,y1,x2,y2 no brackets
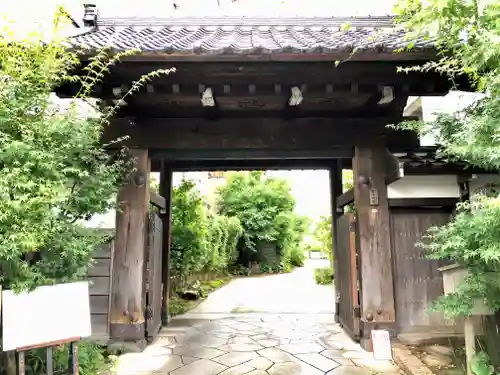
83,51,440,63
149,190,166,210
103,116,418,152
336,189,354,208
388,197,459,208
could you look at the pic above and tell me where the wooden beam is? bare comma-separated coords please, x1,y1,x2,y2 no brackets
336,189,354,208
388,197,459,208
103,116,419,152
329,160,343,323
353,145,396,345
86,51,441,63
96,60,463,95
150,158,350,172
149,190,166,210
109,149,149,347
159,162,173,325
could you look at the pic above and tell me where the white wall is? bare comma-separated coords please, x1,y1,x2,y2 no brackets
387,175,460,199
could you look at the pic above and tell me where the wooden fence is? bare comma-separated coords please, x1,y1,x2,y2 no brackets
88,240,114,342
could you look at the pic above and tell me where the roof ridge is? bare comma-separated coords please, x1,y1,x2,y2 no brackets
96,15,396,28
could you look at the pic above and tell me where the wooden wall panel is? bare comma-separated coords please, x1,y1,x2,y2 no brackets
88,240,114,341
390,210,458,334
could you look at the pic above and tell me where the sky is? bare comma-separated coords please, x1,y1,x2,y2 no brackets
1,0,397,22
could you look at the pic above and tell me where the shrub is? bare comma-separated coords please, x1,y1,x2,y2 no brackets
26,341,110,375
314,267,334,285
288,246,306,267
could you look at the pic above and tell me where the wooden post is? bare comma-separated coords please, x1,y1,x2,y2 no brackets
109,149,150,348
160,162,173,325
464,317,475,375
329,160,343,322
353,145,396,347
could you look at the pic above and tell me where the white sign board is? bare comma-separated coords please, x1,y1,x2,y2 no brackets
2,281,92,351
371,329,393,360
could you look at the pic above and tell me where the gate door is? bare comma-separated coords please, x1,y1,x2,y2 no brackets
336,213,361,340
146,211,163,341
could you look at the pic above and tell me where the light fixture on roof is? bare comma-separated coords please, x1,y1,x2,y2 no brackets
201,87,215,107
288,86,303,107
378,86,394,105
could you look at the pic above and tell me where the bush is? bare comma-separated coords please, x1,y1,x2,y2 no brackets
288,247,306,267
26,341,110,375
171,181,243,276
314,267,334,285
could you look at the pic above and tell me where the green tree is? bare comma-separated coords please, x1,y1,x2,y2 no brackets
216,171,307,269
0,16,170,291
394,0,500,318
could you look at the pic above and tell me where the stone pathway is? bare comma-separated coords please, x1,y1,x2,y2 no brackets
116,314,399,375
114,264,399,375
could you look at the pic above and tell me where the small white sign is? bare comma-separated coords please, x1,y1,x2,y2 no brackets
2,281,92,351
371,329,393,360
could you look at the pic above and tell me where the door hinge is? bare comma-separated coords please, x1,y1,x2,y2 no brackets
353,306,361,318
145,306,153,320
349,220,356,233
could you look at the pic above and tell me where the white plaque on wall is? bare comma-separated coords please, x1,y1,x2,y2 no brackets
2,281,92,351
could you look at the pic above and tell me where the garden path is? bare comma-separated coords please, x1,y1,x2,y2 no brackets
115,261,400,375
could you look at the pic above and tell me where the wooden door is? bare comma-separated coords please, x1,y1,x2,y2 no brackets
336,213,361,340
146,212,163,341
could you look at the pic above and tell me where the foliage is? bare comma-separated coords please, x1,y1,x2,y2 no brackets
287,246,306,267
394,0,500,318
313,216,333,262
216,171,308,271
26,341,112,375
0,12,170,292
314,267,334,285
171,180,243,275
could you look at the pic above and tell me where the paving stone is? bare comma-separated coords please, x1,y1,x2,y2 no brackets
256,339,280,348
214,351,260,367
218,364,256,375
115,353,183,375
352,357,399,373
143,345,173,356
180,356,197,365
326,366,372,375
229,336,257,344
341,351,368,359
278,342,325,355
169,359,227,375
172,346,226,359
296,353,341,372
245,357,274,371
268,361,323,375
245,371,268,375
250,334,270,341
218,343,263,352
320,351,354,366
257,347,293,363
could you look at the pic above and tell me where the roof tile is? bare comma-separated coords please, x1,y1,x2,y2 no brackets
71,17,434,55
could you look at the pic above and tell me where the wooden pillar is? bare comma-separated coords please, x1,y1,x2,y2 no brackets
109,149,150,349
353,145,396,347
329,160,343,322
160,162,173,325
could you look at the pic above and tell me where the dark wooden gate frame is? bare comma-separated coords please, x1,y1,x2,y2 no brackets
145,192,167,342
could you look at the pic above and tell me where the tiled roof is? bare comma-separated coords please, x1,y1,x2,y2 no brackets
71,16,434,55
